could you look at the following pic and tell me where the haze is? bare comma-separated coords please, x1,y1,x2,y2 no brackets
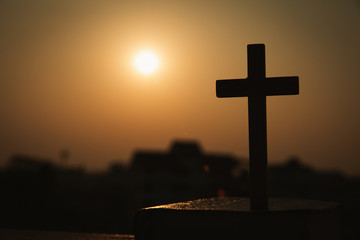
0,0,359,175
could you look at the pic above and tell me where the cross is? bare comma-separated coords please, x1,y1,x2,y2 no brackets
216,44,299,211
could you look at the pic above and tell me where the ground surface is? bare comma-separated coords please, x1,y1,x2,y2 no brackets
0,229,134,240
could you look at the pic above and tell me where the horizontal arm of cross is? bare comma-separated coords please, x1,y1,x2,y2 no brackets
216,76,299,98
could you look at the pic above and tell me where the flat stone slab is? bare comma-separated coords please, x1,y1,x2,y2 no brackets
135,197,340,240
145,197,337,212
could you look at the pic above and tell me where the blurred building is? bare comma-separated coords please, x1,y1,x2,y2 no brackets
129,140,245,206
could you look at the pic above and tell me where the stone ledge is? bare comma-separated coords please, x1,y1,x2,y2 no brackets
135,197,340,240
0,229,134,240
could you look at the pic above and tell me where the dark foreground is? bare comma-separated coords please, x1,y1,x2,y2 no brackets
0,229,134,240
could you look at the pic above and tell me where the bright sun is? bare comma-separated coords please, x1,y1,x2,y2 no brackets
134,51,159,74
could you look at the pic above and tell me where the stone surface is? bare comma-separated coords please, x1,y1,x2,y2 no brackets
0,229,134,240
146,197,337,211
135,197,340,240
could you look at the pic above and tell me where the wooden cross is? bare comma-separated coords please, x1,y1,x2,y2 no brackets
216,44,299,210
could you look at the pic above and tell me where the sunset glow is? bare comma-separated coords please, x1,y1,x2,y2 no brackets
0,0,359,175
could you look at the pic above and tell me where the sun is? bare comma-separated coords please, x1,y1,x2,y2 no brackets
134,51,159,74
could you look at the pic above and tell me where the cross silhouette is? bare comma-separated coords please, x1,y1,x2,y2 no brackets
216,44,299,210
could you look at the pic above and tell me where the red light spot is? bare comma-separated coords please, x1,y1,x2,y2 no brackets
203,164,210,173
217,188,226,197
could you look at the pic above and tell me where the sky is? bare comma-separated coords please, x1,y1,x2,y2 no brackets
0,0,359,175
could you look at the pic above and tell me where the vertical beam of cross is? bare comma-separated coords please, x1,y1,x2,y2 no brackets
216,44,299,211
247,45,268,210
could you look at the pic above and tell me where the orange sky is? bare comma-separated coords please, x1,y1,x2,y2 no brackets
0,0,359,175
